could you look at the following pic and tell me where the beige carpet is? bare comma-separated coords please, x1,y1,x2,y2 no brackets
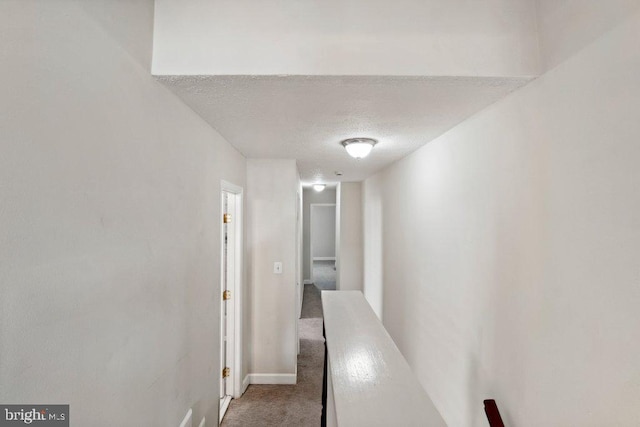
221,284,324,426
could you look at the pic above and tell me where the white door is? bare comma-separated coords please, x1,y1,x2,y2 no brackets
219,191,236,422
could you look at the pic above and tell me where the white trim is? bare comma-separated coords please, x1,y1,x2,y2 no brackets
219,396,232,424
221,180,243,194
219,190,235,401
242,374,250,394
335,183,341,291
313,257,336,261
220,180,245,400
248,373,297,385
304,279,313,285
296,189,302,351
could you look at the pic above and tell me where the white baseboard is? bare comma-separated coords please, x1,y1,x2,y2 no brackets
313,257,336,261
303,279,312,285
248,373,297,385
242,374,250,394
219,396,231,424
179,409,192,427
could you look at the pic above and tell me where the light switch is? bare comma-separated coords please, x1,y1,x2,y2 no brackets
273,262,283,274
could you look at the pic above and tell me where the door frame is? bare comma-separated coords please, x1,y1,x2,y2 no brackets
220,180,244,421
309,203,337,283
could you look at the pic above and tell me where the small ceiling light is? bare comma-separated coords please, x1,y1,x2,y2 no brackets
313,184,326,192
334,171,343,176
341,138,377,159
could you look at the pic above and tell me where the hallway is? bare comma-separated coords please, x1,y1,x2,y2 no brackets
3,2,640,425
221,285,324,426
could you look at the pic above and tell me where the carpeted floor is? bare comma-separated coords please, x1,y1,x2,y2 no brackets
312,261,336,290
221,284,324,426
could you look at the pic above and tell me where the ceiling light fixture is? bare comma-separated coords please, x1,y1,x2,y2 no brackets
313,184,326,192
341,138,378,159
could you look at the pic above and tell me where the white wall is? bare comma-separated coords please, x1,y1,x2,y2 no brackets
311,205,337,259
362,11,640,427
153,0,539,77
0,1,246,426
536,0,640,70
246,160,298,378
362,174,384,319
303,188,336,281
336,183,364,291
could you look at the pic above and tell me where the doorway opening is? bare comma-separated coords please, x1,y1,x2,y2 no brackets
310,204,337,290
219,181,243,424
303,185,338,291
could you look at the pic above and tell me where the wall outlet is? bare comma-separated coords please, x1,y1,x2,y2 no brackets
274,262,283,274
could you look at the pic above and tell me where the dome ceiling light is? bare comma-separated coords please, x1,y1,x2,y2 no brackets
313,184,326,192
341,138,378,159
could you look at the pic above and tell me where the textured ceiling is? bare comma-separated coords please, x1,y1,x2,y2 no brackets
158,76,532,183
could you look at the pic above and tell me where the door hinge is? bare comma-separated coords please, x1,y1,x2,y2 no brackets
223,290,231,301
222,367,230,378
223,213,232,224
